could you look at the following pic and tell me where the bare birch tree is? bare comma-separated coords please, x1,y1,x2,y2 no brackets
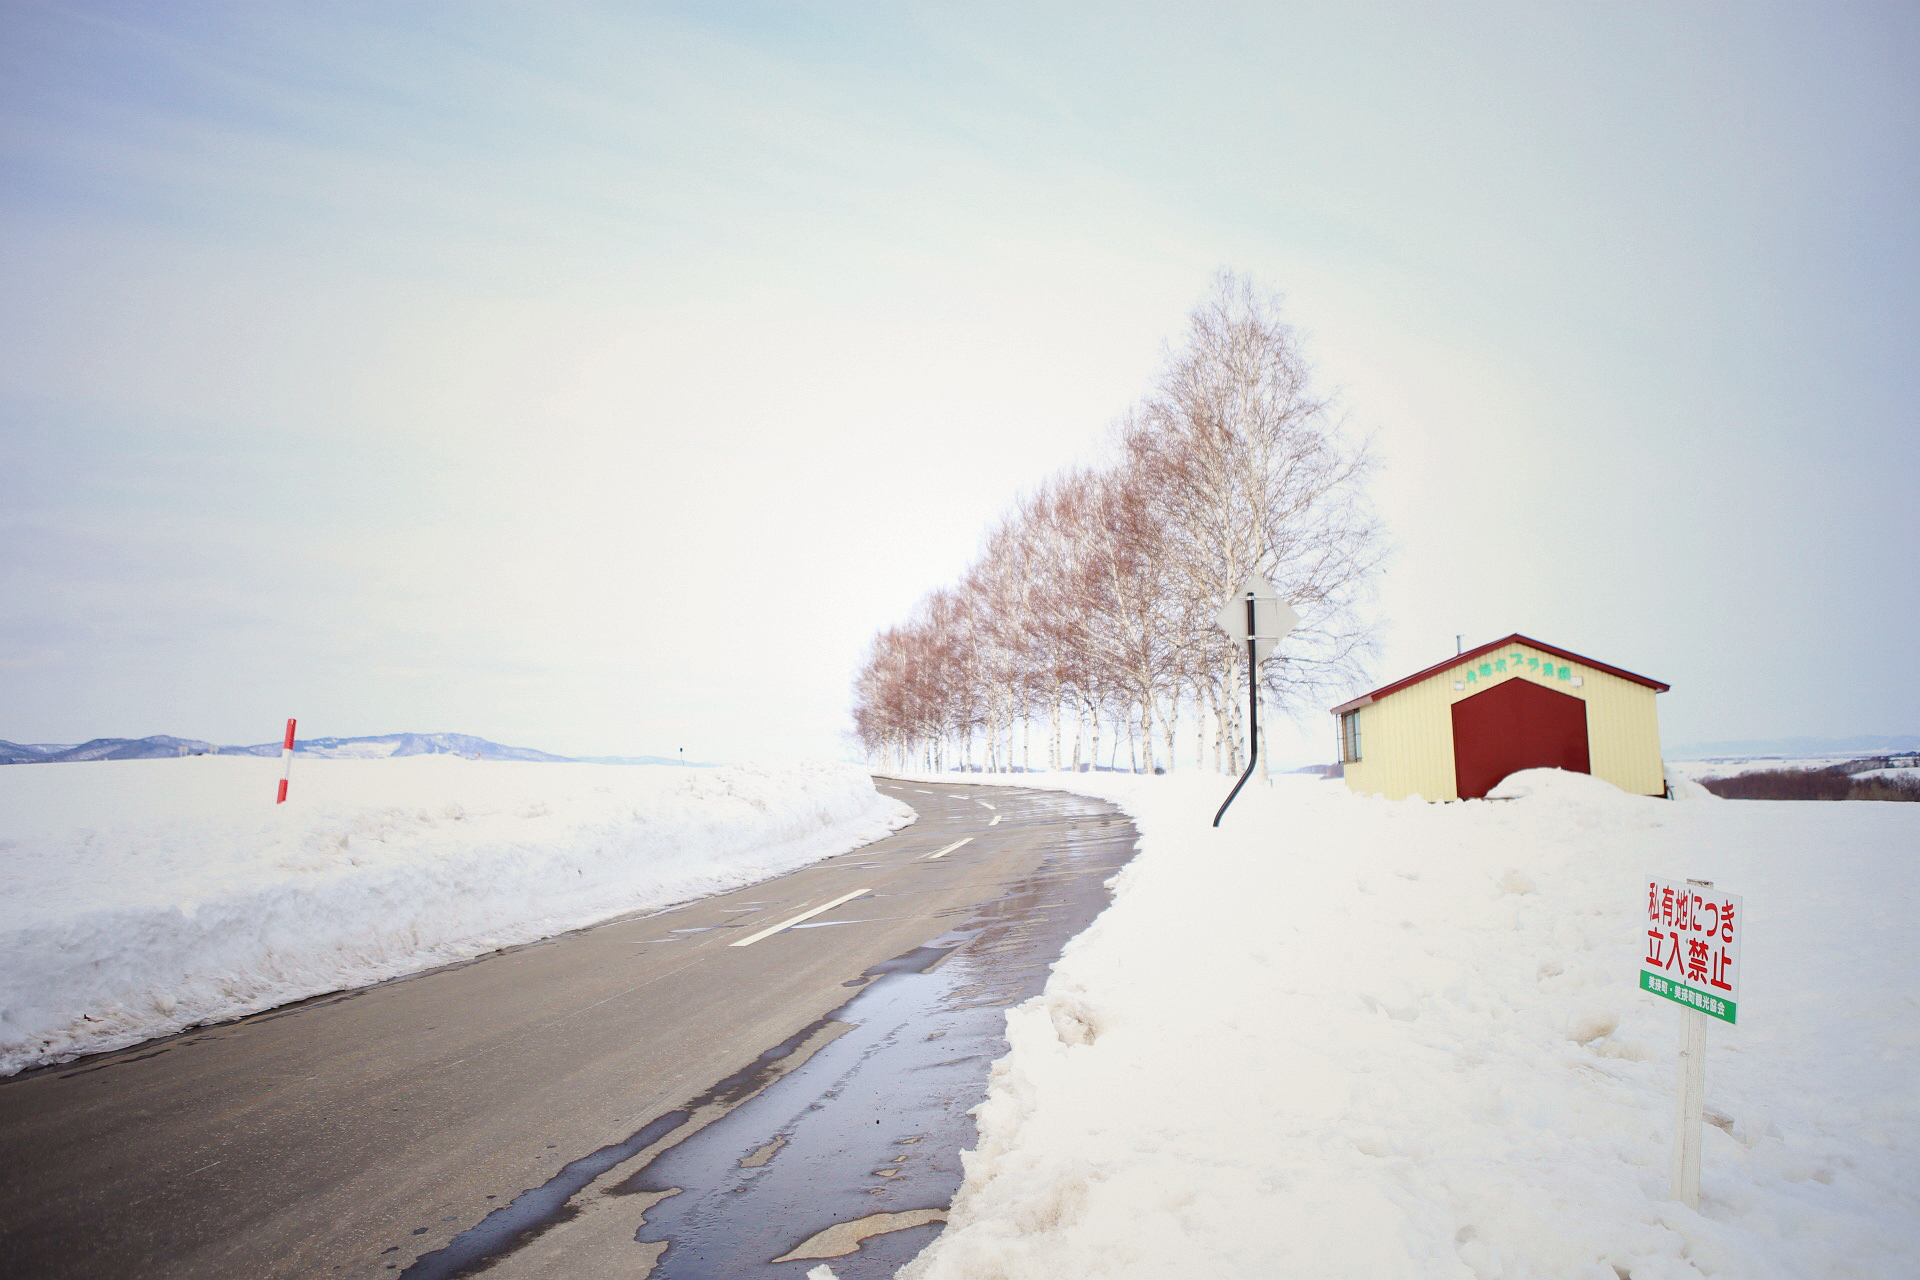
1127,270,1383,726
851,270,1382,775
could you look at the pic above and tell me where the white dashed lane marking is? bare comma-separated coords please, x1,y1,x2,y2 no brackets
729,889,872,947
920,838,974,861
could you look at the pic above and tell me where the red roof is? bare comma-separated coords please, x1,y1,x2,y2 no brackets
1330,634,1669,715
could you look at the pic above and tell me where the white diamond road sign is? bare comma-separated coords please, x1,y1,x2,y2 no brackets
1214,576,1298,665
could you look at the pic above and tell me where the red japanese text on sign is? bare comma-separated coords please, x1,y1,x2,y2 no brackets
1642,877,1743,1014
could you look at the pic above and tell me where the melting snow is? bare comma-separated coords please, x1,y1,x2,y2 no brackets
891,767,1919,1279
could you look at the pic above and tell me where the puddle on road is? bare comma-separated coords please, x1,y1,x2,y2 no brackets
622,794,1136,1279
401,790,1135,1280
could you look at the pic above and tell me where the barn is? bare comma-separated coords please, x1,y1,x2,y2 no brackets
1331,634,1669,801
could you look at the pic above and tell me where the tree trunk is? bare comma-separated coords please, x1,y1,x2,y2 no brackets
1160,693,1177,774
1223,656,1245,772
1197,693,1210,771
1140,696,1154,774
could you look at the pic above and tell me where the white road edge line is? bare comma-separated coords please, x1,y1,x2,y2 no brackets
921,837,974,861
989,814,1002,826
729,889,872,947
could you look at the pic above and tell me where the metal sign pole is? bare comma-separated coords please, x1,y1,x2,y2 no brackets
1210,577,1296,827
1213,595,1260,827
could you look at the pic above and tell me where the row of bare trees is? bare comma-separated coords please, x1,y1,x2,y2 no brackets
852,273,1384,774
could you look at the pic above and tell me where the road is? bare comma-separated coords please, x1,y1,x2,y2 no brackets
0,778,1137,1279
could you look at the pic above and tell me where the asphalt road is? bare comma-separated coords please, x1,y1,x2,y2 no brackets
0,778,1137,1280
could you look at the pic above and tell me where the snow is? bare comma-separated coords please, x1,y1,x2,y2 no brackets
1851,767,1920,782
1666,756,1920,790
1658,756,1850,786
0,757,911,1076
296,739,407,758
1666,756,1885,781
887,767,1920,1279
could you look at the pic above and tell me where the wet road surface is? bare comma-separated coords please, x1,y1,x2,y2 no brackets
0,779,1138,1279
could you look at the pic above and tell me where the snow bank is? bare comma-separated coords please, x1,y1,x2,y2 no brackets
891,768,1919,1278
0,757,911,1076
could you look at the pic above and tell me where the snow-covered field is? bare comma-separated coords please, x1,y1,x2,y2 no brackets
1852,767,1920,783
882,768,1919,1279
0,757,911,1076
1665,755,1918,782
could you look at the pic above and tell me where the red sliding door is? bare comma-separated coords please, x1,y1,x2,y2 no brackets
1451,678,1591,799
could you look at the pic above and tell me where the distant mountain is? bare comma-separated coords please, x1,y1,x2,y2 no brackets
1668,734,1920,760
1,732,579,765
1,735,220,764
246,733,577,763
0,740,78,764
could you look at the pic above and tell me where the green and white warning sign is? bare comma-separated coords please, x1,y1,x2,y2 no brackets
1641,877,1743,1024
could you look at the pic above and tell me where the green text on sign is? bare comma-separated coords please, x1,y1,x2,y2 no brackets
1640,970,1738,1024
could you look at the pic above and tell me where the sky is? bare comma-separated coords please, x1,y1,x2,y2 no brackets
2,1,1915,765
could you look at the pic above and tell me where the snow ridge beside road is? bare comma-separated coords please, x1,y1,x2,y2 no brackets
0,757,912,1076
894,769,1919,1280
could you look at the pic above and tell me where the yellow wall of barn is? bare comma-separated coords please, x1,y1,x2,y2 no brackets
1339,641,1665,801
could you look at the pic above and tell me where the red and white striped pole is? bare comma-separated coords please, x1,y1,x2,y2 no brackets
276,718,296,804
